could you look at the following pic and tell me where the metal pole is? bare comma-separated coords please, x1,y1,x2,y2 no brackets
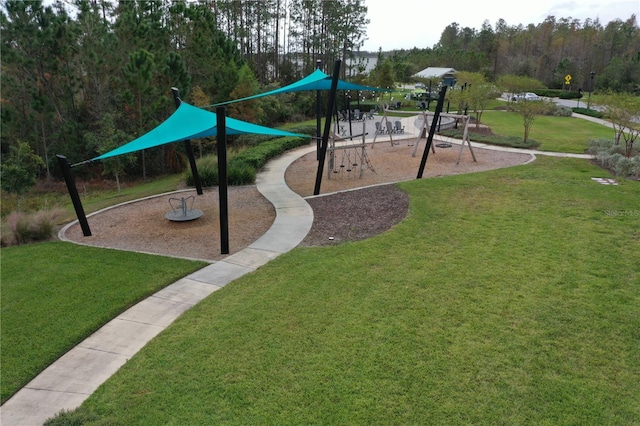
216,107,229,254
587,71,595,110
316,60,322,160
347,94,353,140
417,85,448,179
314,60,341,195
57,155,91,236
171,87,203,195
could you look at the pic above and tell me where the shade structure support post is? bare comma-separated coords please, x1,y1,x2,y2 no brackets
314,59,341,196
216,107,230,255
56,154,91,236
316,59,322,160
171,87,203,195
417,85,448,179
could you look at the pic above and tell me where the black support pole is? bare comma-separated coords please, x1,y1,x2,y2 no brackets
171,87,203,195
313,60,341,196
347,94,353,140
216,107,229,255
316,60,322,160
417,85,448,179
56,154,91,236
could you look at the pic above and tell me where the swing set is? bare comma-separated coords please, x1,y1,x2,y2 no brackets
326,118,375,178
410,109,477,165
369,106,476,166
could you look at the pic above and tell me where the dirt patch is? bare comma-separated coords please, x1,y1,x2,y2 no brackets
62,140,533,260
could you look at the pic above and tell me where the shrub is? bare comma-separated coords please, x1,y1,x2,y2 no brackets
185,135,310,187
186,155,219,187
556,90,582,100
572,107,604,118
588,138,640,178
550,105,573,117
230,136,310,170
535,89,571,98
615,157,637,177
234,134,281,148
1,208,66,246
587,138,614,155
228,161,257,185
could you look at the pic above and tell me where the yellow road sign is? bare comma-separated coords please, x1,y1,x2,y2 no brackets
565,74,572,84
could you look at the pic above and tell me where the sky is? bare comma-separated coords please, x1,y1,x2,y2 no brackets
362,0,640,51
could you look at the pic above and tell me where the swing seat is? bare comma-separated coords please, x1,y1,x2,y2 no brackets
435,142,452,148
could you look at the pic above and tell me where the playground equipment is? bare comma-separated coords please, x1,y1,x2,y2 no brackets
165,196,204,221
327,120,375,178
411,110,477,165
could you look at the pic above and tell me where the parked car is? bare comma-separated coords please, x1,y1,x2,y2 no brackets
512,92,540,101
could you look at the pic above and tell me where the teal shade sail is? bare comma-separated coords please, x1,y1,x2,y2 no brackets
211,69,387,107
92,102,306,162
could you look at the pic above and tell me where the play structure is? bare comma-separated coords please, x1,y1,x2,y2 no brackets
410,110,477,165
327,120,375,178
372,108,477,165
164,195,203,221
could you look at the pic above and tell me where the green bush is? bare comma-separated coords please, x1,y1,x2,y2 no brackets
227,160,257,185
588,138,640,178
614,157,638,177
231,136,310,169
535,89,567,98
572,107,604,118
186,155,219,187
556,90,583,100
185,136,311,187
550,105,573,117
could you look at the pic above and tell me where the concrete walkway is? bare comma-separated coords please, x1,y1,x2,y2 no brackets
1,111,600,425
0,145,316,426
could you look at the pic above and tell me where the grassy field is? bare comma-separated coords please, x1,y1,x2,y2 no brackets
479,110,614,153
47,157,640,425
0,242,207,403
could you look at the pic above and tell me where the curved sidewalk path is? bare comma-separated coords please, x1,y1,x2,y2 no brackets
2,113,598,424
0,145,317,426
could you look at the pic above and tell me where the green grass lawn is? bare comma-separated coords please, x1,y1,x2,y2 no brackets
48,157,640,425
480,110,615,153
0,242,207,403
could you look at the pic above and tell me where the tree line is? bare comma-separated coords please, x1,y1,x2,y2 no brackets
1,0,369,181
1,0,638,184
370,14,639,93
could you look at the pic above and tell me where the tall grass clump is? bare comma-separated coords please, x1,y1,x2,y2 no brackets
1,208,66,246
186,154,219,187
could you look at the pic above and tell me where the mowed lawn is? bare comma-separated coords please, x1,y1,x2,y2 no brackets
51,157,640,425
480,110,615,153
0,244,207,403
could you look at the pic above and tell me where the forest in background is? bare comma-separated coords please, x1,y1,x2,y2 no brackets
1,0,638,180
